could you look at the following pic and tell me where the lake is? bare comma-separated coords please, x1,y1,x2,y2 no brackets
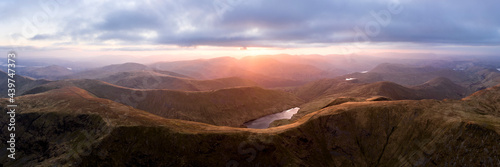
244,107,300,129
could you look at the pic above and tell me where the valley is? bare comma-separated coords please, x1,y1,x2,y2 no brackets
1,80,499,166
1,55,500,166
2,1,499,166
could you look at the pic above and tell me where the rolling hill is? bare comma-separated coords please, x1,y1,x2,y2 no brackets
2,83,499,166
98,70,258,91
362,63,472,86
255,54,348,74
29,62,259,91
150,56,342,88
23,79,303,127
150,56,239,79
291,77,468,120
18,65,74,80
340,63,500,95
467,68,500,93
63,62,188,80
2,56,499,166
237,56,339,81
411,77,467,100
293,76,467,102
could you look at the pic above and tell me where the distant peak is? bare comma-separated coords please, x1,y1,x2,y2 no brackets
423,77,454,86
119,62,146,66
102,62,147,70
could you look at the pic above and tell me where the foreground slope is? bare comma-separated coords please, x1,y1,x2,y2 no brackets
1,84,499,166
0,87,218,166
24,79,302,127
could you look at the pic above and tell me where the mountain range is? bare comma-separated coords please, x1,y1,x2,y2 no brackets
1,55,499,166
1,79,499,166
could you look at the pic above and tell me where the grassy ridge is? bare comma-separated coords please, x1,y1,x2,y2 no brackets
99,70,258,91
1,85,499,166
24,79,303,127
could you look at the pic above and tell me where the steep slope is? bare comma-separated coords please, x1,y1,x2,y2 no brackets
468,68,500,92
0,71,51,98
79,85,500,166
463,83,500,117
2,84,499,166
24,79,303,127
292,81,416,120
0,87,213,166
98,71,257,91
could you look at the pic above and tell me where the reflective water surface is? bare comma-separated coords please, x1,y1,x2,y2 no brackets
244,107,300,129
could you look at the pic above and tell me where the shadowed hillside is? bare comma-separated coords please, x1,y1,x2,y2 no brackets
363,63,472,86
1,84,499,166
340,63,500,95
0,71,51,98
291,77,468,121
411,77,467,100
467,68,500,93
293,77,467,102
23,79,303,127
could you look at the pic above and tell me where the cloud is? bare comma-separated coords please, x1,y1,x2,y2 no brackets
2,0,500,48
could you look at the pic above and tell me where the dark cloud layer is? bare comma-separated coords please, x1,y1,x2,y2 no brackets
4,0,500,47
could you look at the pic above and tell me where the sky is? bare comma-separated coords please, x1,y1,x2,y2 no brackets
0,0,499,62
